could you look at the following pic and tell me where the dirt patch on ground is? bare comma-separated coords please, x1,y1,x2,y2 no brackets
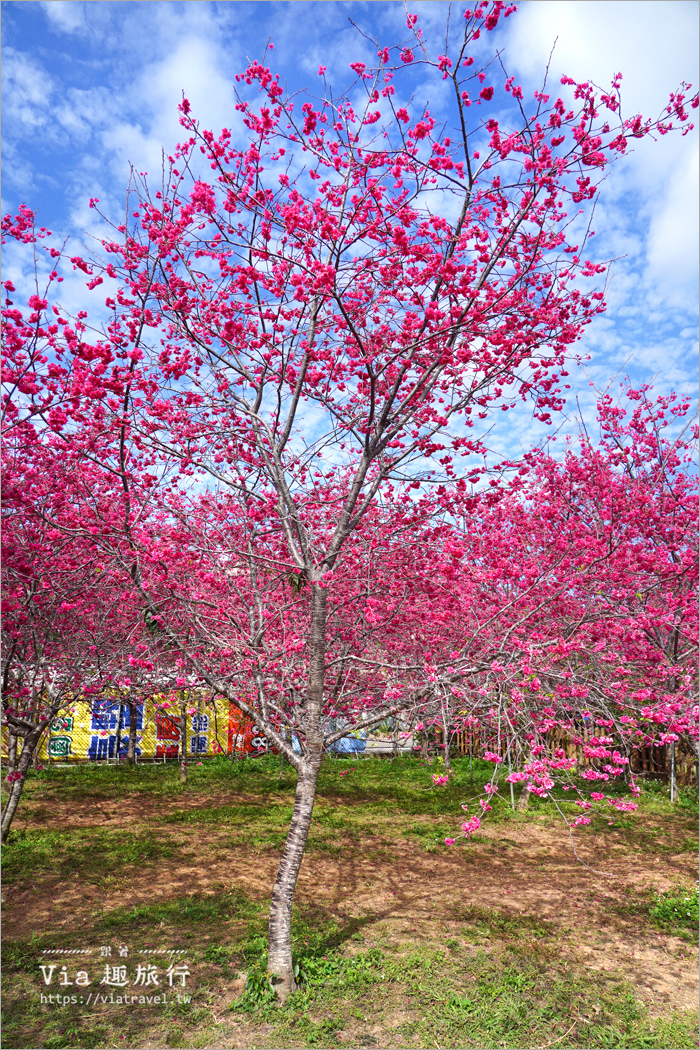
16,783,288,831
4,811,697,1019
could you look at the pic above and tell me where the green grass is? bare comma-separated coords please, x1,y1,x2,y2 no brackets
5,912,696,1050
98,888,260,933
2,754,698,1049
232,907,698,1050
649,884,699,941
1,826,176,883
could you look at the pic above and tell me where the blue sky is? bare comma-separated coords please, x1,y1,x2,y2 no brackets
2,1,698,456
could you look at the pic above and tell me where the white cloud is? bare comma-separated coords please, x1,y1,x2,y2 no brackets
644,141,699,307
503,2,699,226
89,32,245,201
499,0,699,397
506,1,698,113
141,36,240,145
2,6,248,234
41,1,87,34
1,48,53,128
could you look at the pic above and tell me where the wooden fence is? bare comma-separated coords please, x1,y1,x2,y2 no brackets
446,727,697,787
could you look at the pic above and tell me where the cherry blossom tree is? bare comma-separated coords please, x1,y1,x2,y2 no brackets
3,1,697,999
433,384,698,836
0,464,141,841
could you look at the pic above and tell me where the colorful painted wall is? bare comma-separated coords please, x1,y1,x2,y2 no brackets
2,703,417,764
1,696,274,764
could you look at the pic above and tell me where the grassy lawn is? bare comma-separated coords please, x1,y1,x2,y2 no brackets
1,755,697,1049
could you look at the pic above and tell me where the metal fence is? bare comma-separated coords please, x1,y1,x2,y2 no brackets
0,698,417,766
2,695,270,766
2,701,695,786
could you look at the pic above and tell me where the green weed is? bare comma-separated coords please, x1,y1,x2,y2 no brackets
2,753,697,1050
99,887,260,933
241,966,276,1009
456,902,556,941
649,884,699,940
1,827,174,883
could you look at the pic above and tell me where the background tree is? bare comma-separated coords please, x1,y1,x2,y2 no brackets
0,468,141,841
435,384,698,816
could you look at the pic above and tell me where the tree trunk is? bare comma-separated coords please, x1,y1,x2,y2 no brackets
127,700,138,764
267,584,327,1003
267,761,321,999
517,780,531,811
7,731,18,779
443,726,451,771
2,728,41,843
180,693,188,785
516,751,536,812
114,701,124,764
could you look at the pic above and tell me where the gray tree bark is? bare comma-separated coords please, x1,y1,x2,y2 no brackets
266,585,327,1002
7,731,18,779
127,699,138,764
267,763,321,999
443,726,451,771
516,780,532,812
179,692,188,785
1,727,42,842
